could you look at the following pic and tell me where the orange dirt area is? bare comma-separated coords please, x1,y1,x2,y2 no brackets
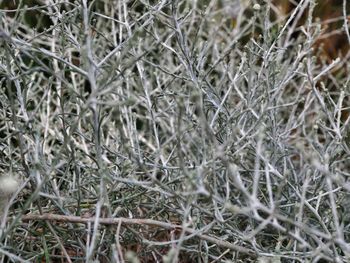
272,0,350,62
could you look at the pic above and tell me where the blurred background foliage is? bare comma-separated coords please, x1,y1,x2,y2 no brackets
1,0,348,61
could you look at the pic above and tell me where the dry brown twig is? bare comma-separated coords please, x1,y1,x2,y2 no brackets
21,213,257,257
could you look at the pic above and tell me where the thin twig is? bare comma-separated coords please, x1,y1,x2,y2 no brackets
21,213,257,257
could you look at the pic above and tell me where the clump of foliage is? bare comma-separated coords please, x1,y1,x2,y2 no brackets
1,0,350,262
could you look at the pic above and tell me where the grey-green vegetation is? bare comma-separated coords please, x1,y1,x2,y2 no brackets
1,0,350,262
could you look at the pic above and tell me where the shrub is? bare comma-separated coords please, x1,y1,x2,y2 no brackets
0,0,350,262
